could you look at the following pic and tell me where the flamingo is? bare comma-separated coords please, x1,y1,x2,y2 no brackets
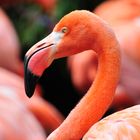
0,8,23,76
0,83,46,140
0,67,64,133
67,0,140,109
94,0,140,105
24,10,140,139
0,8,64,133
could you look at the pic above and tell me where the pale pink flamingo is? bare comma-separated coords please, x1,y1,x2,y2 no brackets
24,10,140,139
0,8,64,133
95,0,140,104
67,0,140,110
0,67,64,133
0,72,46,140
0,8,23,76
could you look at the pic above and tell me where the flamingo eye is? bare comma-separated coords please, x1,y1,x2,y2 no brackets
61,27,68,34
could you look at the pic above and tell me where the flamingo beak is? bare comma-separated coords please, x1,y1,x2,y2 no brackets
24,58,40,98
24,32,62,98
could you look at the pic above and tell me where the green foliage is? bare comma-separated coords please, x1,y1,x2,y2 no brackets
6,3,53,51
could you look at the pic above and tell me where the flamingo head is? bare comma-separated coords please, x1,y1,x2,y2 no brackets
24,10,100,97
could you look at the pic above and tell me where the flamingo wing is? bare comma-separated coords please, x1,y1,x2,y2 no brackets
83,105,140,140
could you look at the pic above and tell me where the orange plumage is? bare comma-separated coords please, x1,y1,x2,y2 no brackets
24,10,140,140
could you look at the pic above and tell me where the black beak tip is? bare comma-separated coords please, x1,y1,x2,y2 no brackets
24,68,40,98
24,56,40,98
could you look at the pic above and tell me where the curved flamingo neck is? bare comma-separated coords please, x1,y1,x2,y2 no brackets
47,19,120,140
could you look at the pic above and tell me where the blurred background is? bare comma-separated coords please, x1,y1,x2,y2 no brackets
0,0,140,139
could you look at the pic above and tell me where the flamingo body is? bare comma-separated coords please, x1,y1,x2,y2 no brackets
0,67,63,133
0,8,23,76
84,105,140,140
0,8,64,134
0,84,46,140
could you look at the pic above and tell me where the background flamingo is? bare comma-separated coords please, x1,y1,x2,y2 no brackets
67,0,140,111
24,10,140,139
95,0,140,104
0,67,64,133
0,84,46,140
0,8,23,76
0,7,64,134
